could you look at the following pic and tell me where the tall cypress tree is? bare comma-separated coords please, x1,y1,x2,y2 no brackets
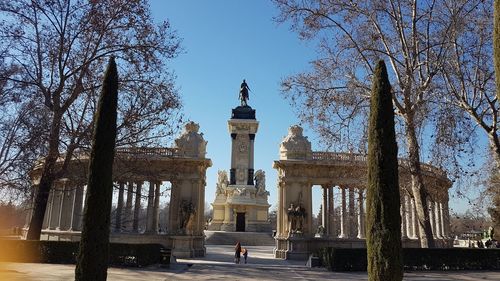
495,0,500,102
366,60,403,281
75,57,118,281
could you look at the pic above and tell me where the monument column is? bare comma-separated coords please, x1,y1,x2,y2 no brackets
43,188,54,229
339,186,347,238
56,183,66,230
228,105,258,186
439,202,445,238
428,200,435,238
348,186,355,237
435,201,442,238
153,181,160,232
328,186,335,237
411,198,418,239
70,184,84,231
405,194,412,238
401,200,408,238
115,182,125,232
145,181,155,232
133,181,143,232
357,188,365,239
322,186,328,232
124,182,134,231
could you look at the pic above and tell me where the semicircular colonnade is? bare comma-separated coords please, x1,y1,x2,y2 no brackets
273,125,452,260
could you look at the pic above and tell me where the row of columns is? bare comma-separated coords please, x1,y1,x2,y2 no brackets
319,186,450,240
40,180,164,234
114,181,162,233
42,180,84,231
321,185,365,239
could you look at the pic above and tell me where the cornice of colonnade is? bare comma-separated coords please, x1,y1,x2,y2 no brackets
29,147,212,184
273,151,452,195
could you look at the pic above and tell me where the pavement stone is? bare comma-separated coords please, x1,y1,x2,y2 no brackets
1,245,499,281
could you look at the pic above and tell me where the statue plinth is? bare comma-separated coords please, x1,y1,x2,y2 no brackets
232,105,256,119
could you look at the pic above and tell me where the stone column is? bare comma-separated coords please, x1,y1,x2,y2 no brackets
401,199,408,238
115,182,125,232
442,200,450,238
277,180,284,237
328,186,334,237
197,178,206,236
153,181,161,233
43,189,53,229
145,181,155,233
428,200,435,238
339,186,347,238
435,201,442,238
124,182,134,231
70,184,84,231
133,181,143,232
439,202,445,238
348,187,355,238
322,186,328,231
405,195,412,238
67,184,76,231
56,183,66,230
357,188,365,239
411,198,417,239
25,186,36,229
49,184,61,229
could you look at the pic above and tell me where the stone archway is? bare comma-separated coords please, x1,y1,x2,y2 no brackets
273,125,452,260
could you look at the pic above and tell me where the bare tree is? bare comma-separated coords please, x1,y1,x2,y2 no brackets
0,0,182,240
272,0,480,247
439,1,500,233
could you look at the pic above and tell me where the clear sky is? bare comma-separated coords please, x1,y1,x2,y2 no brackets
149,0,482,215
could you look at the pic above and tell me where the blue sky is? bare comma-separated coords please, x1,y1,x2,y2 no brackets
150,0,480,215
149,0,317,210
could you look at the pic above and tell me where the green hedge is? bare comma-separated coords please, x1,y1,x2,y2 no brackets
0,240,169,267
320,248,500,271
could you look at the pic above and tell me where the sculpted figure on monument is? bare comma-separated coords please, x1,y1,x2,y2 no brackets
239,79,250,106
254,170,269,197
179,200,195,234
294,204,306,232
216,170,229,196
287,192,307,234
287,203,297,233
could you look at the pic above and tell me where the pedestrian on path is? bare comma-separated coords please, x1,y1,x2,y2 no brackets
234,242,241,264
242,248,248,264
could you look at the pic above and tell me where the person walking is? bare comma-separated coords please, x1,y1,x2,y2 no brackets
242,248,248,264
234,242,242,264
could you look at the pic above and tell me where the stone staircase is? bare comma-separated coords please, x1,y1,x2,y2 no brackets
204,231,275,246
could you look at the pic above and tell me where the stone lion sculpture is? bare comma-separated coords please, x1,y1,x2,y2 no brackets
216,170,229,195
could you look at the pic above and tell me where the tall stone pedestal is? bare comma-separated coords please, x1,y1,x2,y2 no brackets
209,105,271,233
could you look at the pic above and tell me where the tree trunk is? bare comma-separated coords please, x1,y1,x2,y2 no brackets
494,0,500,102
26,111,63,240
489,133,500,169
404,111,435,248
75,57,118,281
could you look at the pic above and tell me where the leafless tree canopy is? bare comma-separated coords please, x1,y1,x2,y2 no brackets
0,0,183,199
272,0,494,247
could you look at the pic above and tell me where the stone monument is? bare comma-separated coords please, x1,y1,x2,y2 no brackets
208,81,271,232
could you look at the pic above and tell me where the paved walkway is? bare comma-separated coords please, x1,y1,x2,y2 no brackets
1,245,500,280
